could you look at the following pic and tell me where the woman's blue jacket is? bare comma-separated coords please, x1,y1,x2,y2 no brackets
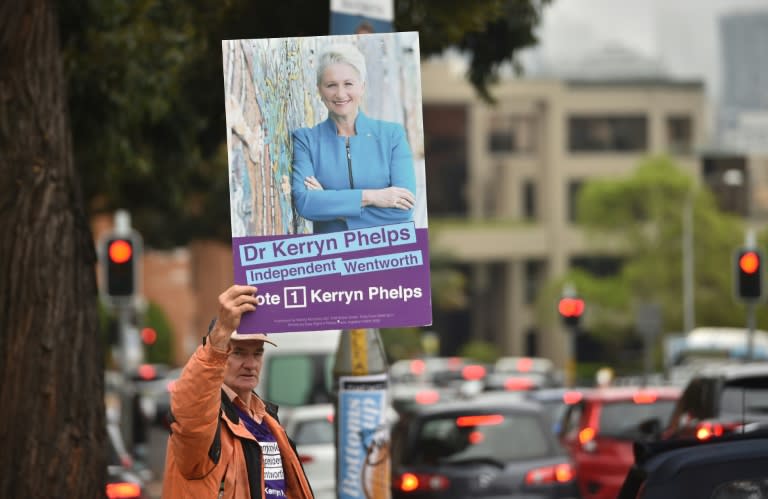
291,112,416,233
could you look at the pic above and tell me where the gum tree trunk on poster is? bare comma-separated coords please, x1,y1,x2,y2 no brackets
0,2,105,497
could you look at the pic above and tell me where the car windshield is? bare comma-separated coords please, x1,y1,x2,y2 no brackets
265,353,334,406
598,400,676,438
405,411,551,465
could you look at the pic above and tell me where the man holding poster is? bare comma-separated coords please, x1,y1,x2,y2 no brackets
162,285,314,499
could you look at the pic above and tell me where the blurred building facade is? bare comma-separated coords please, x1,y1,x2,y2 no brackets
420,59,707,368
718,9,768,153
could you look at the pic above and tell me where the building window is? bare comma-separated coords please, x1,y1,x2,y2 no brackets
488,114,537,153
568,115,647,152
523,180,537,220
424,104,468,216
568,180,584,223
524,260,544,304
524,327,539,357
667,115,693,155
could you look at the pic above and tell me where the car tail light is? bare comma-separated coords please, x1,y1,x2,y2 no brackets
525,463,574,485
563,390,583,405
632,391,658,404
394,472,450,492
326,413,334,423
299,453,315,464
456,414,504,427
414,389,440,405
695,421,741,440
504,377,534,391
468,430,484,444
137,364,156,381
410,359,426,376
517,357,534,372
106,482,142,498
462,364,486,380
447,357,463,369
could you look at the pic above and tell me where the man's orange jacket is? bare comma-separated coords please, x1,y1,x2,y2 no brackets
161,343,314,498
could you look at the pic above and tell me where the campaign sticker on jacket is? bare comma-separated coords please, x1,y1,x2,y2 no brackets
222,32,432,333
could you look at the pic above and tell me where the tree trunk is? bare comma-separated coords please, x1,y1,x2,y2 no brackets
0,1,105,497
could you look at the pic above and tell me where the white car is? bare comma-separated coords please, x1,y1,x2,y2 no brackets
283,404,336,499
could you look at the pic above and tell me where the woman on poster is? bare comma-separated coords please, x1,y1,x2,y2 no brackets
291,43,417,234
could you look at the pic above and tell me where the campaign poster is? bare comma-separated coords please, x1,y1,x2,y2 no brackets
222,32,432,333
337,374,390,499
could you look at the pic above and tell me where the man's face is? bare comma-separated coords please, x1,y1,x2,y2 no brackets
224,340,265,398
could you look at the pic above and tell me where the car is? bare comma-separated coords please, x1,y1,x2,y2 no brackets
662,362,768,442
282,404,336,499
526,388,586,435
493,356,564,389
617,429,768,499
557,385,681,499
106,422,147,499
138,366,183,425
389,357,488,414
390,357,488,387
390,392,578,498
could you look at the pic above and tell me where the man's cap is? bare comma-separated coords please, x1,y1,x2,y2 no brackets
230,331,277,347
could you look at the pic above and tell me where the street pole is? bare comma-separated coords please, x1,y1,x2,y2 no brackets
333,328,391,499
568,325,578,388
682,193,695,335
746,302,756,362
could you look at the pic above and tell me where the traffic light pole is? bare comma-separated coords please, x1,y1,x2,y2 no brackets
746,302,756,362
567,324,578,388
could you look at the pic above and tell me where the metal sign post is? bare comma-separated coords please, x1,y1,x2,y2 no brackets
636,302,662,386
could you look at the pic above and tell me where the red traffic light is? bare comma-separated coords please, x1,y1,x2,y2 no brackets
558,297,585,318
739,251,760,274
141,327,157,345
108,239,133,264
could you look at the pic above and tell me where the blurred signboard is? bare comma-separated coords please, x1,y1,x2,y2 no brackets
330,0,393,35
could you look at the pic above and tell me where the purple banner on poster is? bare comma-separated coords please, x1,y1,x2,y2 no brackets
234,225,431,333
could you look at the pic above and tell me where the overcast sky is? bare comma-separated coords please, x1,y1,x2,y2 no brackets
525,0,768,102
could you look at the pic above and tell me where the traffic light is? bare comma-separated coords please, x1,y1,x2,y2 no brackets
735,248,763,302
558,296,585,328
141,327,157,345
104,236,137,298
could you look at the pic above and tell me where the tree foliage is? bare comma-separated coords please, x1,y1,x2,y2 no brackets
59,0,552,248
537,156,759,345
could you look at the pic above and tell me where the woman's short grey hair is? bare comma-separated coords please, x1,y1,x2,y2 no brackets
316,43,367,86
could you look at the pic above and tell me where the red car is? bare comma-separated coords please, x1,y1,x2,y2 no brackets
557,385,681,499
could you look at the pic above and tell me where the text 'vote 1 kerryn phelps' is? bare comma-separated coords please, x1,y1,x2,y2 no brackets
232,222,432,332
